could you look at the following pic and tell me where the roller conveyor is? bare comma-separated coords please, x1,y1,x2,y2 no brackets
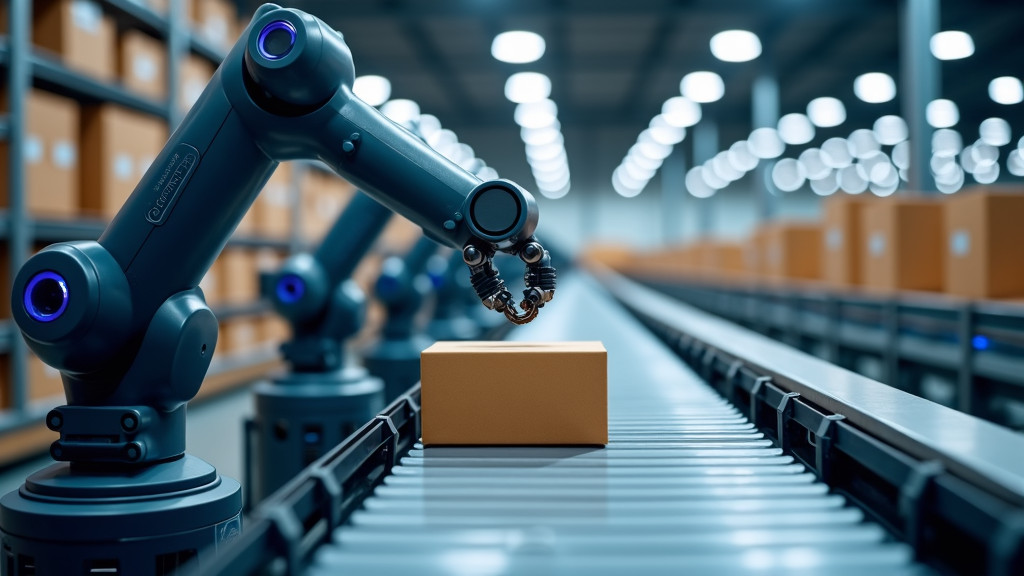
304,274,926,576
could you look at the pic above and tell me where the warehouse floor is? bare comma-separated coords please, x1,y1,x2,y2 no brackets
0,383,257,500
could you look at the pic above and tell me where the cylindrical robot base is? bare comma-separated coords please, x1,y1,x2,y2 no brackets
248,367,384,506
0,455,241,575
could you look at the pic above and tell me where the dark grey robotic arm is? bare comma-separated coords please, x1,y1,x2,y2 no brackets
10,3,555,466
266,190,392,372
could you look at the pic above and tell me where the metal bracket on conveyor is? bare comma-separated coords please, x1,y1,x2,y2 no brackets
898,460,945,553
808,414,846,484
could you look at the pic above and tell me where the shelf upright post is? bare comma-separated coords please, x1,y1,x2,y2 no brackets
8,0,32,414
751,71,779,221
167,0,188,128
692,120,717,238
289,163,308,254
899,0,939,193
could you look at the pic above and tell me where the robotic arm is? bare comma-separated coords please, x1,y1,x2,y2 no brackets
10,3,555,466
265,189,392,372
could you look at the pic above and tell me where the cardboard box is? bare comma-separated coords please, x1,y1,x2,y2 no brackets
199,257,223,307
822,195,872,287
421,341,607,445
257,163,295,238
762,222,822,283
118,29,167,100
218,317,260,356
743,228,766,280
179,55,216,117
706,242,746,281
301,169,353,243
15,0,118,81
0,89,79,218
259,314,291,347
861,198,944,293
80,104,168,219
219,249,259,305
28,352,65,403
944,187,1024,299
192,0,237,54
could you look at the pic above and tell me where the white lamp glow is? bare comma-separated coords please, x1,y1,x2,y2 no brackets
504,72,552,104
930,31,974,61
989,77,1024,105
853,72,896,104
710,30,762,63
353,75,391,106
491,31,545,64
807,97,846,128
681,71,725,104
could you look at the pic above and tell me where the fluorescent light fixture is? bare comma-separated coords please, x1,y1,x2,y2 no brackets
379,99,420,127
989,77,1024,105
728,141,758,172
777,113,815,146
521,127,562,148
648,115,686,145
627,147,664,171
772,158,806,192
710,30,761,63
513,99,558,129
477,166,499,180
504,72,552,104
853,72,896,104
930,31,974,60
979,117,1011,147
686,167,715,198
848,128,880,160
492,31,545,64
807,97,846,128
748,127,784,159
636,140,673,160
872,115,908,146
613,166,645,197
681,71,725,104
427,128,458,152
661,96,702,127
925,99,959,128
525,142,564,162
352,75,391,106
416,114,442,140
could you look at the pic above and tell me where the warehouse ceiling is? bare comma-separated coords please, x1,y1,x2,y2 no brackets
237,0,1024,197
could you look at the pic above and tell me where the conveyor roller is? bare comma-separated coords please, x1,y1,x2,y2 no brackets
305,275,926,575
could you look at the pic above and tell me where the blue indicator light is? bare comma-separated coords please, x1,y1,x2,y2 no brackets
257,21,297,61
303,431,321,445
24,271,69,323
276,274,306,304
972,335,990,351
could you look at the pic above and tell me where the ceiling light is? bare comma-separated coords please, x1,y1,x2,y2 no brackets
979,118,1011,147
926,99,959,128
807,97,846,128
680,71,725,104
748,127,784,159
686,167,715,198
491,31,545,64
513,99,558,129
477,166,499,180
799,148,830,180
636,140,673,161
427,128,457,152
853,72,896,104
627,146,664,171
520,125,561,147
772,159,806,192
873,115,908,146
848,129,880,159
504,72,552,104
379,99,420,126
352,75,391,106
777,113,815,145
710,30,761,63
930,31,974,60
728,141,758,172
648,115,686,145
661,96,702,127
989,77,1024,105
613,166,645,197
415,114,442,140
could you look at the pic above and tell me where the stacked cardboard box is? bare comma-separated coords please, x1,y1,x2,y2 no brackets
179,55,216,117
760,222,823,284
117,29,167,100
218,317,261,356
944,187,1024,299
219,248,260,306
821,195,872,287
191,0,239,54
0,0,117,81
255,163,295,239
301,168,354,243
80,104,168,219
861,197,944,293
0,89,80,218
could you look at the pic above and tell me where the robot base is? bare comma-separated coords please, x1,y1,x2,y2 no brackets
363,333,435,404
247,367,385,507
0,455,241,576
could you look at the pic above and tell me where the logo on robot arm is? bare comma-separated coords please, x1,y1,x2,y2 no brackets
146,143,201,225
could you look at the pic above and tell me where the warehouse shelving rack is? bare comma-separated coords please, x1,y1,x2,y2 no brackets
0,0,303,458
634,275,1024,432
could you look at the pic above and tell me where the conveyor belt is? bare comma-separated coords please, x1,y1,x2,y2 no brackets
306,275,928,575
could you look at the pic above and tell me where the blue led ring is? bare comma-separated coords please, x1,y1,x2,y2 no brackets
276,274,306,304
257,20,297,61
24,271,69,323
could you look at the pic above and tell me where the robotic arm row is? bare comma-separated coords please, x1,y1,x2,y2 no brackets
10,3,555,467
